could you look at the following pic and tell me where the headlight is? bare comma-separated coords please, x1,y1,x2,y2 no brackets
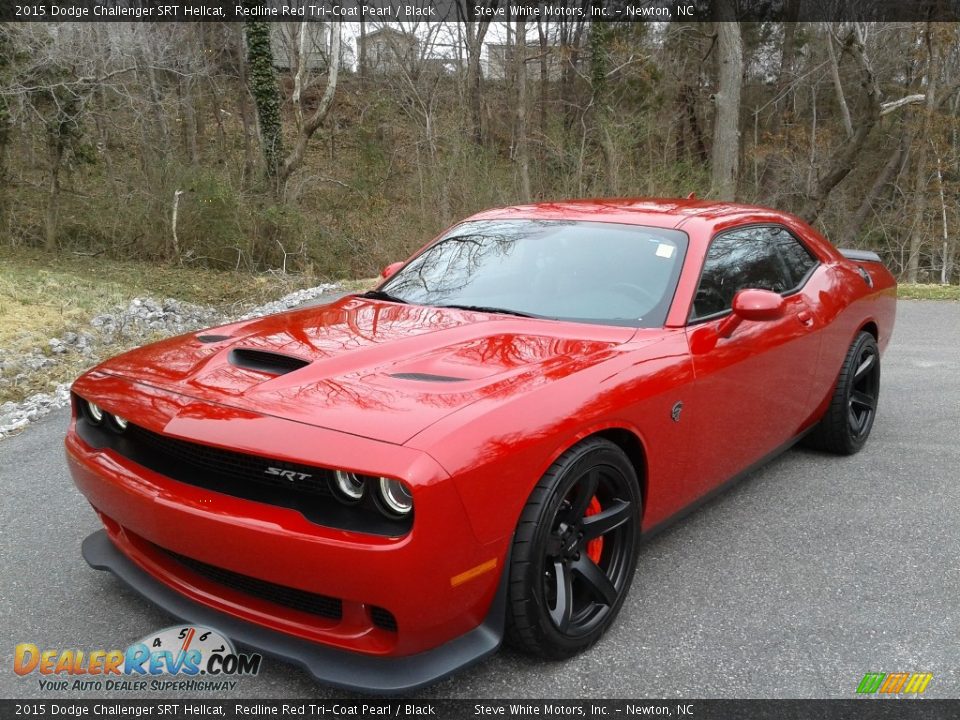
333,470,365,502
112,415,128,431
377,478,413,517
86,401,104,424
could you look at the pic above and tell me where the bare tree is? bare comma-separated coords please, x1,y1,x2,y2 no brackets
244,21,284,180
905,23,942,282
710,2,743,200
455,2,494,145
280,21,341,185
515,20,532,202
798,25,882,223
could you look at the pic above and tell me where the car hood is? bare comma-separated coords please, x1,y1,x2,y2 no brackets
94,296,636,444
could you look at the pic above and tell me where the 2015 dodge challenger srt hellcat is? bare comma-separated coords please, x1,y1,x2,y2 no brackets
66,199,896,692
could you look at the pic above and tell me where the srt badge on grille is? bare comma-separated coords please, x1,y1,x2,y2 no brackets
265,467,312,482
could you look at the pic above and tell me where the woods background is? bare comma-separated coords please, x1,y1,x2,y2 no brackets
0,12,958,284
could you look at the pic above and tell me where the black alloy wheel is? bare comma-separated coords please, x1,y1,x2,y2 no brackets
506,438,641,659
848,341,880,440
805,330,881,455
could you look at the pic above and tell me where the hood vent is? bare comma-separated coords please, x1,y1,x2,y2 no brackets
388,372,466,383
229,348,310,376
197,334,233,343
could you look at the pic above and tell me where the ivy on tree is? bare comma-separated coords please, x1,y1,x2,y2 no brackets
243,20,284,180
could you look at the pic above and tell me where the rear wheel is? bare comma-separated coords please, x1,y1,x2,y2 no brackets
805,331,881,455
506,438,641,659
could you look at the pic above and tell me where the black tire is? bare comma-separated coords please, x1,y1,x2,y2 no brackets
805,331,881,455
505,437,642,659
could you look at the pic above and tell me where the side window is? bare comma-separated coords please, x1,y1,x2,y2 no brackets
771,228,818,287
691,227,792,320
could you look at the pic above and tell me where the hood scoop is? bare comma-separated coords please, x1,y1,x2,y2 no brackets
228,348,310,376
387,372,467,383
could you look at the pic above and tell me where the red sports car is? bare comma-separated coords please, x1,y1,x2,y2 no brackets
66,199,896,692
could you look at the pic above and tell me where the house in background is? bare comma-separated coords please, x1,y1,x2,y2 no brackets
484,42,564,81
358,27,420,74
270,23,355,72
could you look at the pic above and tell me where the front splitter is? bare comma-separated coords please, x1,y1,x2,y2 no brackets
81,529,506,694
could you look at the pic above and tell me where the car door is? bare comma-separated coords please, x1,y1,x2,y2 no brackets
683,225,822,500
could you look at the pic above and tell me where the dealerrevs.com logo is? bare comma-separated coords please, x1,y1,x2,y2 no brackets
14,625,262,692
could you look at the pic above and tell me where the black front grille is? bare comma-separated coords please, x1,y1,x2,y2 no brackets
74,409,412,537
126,423,334,498
370,606,398,632
162,547,343,621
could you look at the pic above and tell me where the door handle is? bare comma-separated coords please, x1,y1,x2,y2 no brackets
797,310,814,327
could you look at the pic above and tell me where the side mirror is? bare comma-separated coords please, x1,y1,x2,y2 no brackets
380,261,404,280
718,289,785,338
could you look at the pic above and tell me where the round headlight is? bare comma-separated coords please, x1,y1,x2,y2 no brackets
377,478,413,517
333,470,365,502
112,415,128,431
86,401,104,424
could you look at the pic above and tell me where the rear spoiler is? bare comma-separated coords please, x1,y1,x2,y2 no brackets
839,248,883,263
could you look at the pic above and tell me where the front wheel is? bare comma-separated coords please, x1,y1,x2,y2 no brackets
805,330,881,455
505,438,641,659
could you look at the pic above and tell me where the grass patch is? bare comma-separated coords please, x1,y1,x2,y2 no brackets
339,277,379,293
898,284,960,301
0,246,328,350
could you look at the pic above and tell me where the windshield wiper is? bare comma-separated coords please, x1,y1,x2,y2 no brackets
359,289,408,304
434,303,538,318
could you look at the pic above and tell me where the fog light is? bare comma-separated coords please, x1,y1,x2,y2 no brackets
333,470,365,502
377,478,413,517
86,401,104,424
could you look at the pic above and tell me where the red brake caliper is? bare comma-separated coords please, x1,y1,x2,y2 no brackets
584,496,603,563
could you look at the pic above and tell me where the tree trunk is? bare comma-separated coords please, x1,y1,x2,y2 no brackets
844,132,910,242
768,0,800,136
799,28,882,224
141,47,170,162
0,25,10,230
178,76,198,164
683,83,708,163
906,25,941,283
0,96,9,235
243,20,285,180
710,4,742,201
515,20,532,202
233,25,257,183
559,19,586,133
358,19,366,85
465,21,490,145
537,19,549,139
279,23,340,186
589,23,618,195
826,27,853,139
44,139,63,252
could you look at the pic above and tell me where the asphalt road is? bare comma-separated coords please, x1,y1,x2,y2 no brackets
1,299,958,700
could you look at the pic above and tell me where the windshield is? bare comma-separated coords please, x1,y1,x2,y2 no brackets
378,219,688,327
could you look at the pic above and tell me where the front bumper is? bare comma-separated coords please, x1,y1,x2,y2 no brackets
66,373,513,690
82,529,507,694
